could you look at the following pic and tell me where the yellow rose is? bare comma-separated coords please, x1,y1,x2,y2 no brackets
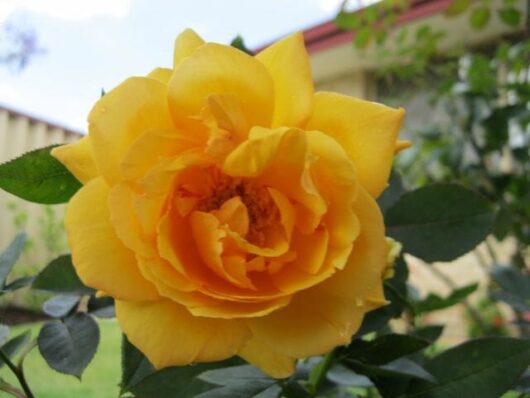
52,29,406,378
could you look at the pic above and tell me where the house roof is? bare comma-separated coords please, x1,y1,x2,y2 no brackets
0,103,83,136
302,0,452,54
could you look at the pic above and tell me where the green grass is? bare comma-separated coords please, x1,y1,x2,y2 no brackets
3,320,122,398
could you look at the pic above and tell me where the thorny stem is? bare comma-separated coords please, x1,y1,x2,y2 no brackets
308,348,338,395
0,349,34,398
425,264,493,336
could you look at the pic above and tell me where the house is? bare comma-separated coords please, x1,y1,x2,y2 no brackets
294,0,526,132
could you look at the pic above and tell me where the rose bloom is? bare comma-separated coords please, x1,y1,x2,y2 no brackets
52,29,407,378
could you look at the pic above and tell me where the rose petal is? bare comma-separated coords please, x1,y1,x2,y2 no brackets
173,28,205,68
239,336,296,378
116,299,250,368
256,32,314,128
305,92,405,197
246,186,387,358
168,43,273,133
88,77,176,185
65,177,159,301
51,135,99,184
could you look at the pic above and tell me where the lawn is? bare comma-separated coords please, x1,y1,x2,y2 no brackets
3,319,122,398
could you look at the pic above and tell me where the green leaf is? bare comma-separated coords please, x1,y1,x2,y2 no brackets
413,283,478,314
38,313,100,378
199,365,269,385
343,334,430,366
470,7,491,30
335,11,361,30
197,385,281,398
0,331,31,368
327,365,374,387
354,27,372,48
0,232,26,288
0,325,9,346
498,7,521,26
281,380,312,398
490,265,530,311
32,255,94,295
411,326,444,343
87,296,115,318
120,335,155,393
405,338,530,398
444,0,471,16
346,358,436,383
230,35,253,55
514,370,530,393
196,365,279,398
385,184,496,262
363,6,378,24
0,145,81,204
42,295,79,318
3,276,35,292
379,171,406,215
129,357,245,398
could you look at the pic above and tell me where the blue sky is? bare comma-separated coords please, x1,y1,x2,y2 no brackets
0,0,346,132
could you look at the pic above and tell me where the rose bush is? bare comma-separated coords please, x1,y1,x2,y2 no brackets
51,29,406,378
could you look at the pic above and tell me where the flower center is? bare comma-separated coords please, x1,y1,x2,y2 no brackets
196,168,279,245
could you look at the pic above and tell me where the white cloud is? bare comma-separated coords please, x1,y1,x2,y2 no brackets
0,0,132,23
314,0,381,14
315,0,345,13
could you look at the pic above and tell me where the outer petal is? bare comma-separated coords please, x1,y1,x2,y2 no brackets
246,187,387,358
116,299,250,368
65,177,159,301
239,337,296,378
51,135,99,184
256,32,314,128
173,28,205,68
313,185,388,306
305,92,405,197
88,77,176,185
147,67,172,84
168,44,274,132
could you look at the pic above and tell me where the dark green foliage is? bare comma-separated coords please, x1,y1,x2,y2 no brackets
0,232,26,288
197,365,279,398
42,294,79,318
490,265,530,311
413,284,478,314
120,335,155,394
386,184,496,262
341,334,430,366
0,331,31,368
0,145,81,204
32,255,94,295
405,338,530,398
126,356,245,398
230,35,253,55
37,313,100,378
